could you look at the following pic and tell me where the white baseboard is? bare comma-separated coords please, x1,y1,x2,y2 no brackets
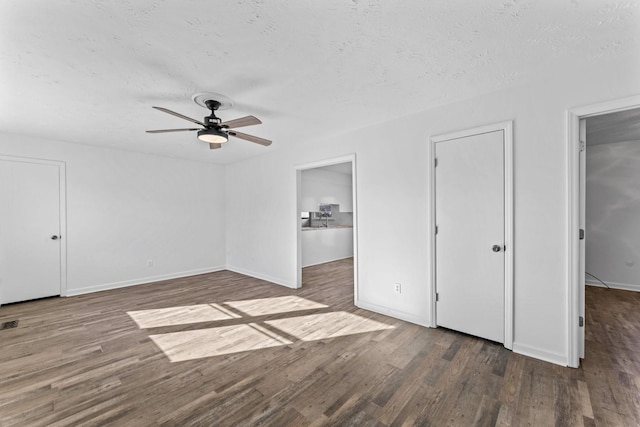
65,265,226,296
302,255,353,268
225,266,296,289
512,342,567,366
586,280,640,292
356,299,430,327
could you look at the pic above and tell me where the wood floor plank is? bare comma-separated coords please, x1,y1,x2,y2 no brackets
1,260,639,425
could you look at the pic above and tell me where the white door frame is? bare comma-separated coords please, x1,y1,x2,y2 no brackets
295,154,358,303
429,121,513,349
566,95,640,368
0,155,68,299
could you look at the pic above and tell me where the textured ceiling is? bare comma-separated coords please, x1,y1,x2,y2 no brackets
1,1,638,164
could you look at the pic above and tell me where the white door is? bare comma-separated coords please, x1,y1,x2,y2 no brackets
435,130,505,343
0,159,62,304
578,119,586,358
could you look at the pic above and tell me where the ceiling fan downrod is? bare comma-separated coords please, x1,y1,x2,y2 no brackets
203,99,222,127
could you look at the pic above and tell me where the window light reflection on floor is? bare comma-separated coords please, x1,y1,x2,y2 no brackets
149,323,293,362
223,295,328,317
127,303,240,329
147,311,395,362
129,295,396,363
265,312,395,342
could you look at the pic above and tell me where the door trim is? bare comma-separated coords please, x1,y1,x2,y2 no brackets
566,95,640,368
295,154,358,304
0,155,67,299
428,121,513,349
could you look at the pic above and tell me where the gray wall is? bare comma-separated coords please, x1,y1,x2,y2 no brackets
586,140,640,291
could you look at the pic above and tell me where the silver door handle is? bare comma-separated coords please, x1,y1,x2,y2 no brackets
492,245,502,252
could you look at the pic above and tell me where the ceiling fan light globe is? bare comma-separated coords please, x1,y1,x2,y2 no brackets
197,129,228,144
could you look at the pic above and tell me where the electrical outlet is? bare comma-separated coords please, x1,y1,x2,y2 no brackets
394,283,401,294
147,259,154,267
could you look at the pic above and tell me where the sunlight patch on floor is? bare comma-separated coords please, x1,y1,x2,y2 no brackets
224,295,328,316
133,298,394,362
149,323,293,362
265,311,395,342
127,303,240,328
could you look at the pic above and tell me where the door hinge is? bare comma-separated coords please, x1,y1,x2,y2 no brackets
579,229,585,240
435,225,438,235
579,119,586,151
435,292,439,302
579,316,584,327
435,158,438,167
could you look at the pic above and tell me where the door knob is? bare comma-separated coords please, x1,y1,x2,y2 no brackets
51,235,60,240
492,244,502,252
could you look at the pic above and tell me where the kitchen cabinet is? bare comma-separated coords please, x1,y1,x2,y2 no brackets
301,227,353,267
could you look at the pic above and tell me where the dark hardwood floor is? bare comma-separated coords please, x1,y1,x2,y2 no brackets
0,259,638,426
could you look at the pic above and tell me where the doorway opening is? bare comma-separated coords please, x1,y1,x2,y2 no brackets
568,96,640,367
295,155,358,304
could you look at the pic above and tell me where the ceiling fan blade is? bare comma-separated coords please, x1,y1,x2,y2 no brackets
209,143,222,150
152,106,206,126
228,130,272,146
220,115,262,129
146,128,200,133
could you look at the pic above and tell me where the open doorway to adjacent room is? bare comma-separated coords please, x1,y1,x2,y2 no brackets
568,97,640,368
583,108,640,293
295,155,358,303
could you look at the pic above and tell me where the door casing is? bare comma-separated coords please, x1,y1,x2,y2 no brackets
295,154,358,304
428,121,513,350
567,95,640,368
0,155,67,304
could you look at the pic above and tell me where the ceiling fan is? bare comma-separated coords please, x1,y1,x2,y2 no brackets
146,93,271,149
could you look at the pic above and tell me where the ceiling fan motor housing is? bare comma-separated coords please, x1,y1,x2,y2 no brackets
204,116,222,126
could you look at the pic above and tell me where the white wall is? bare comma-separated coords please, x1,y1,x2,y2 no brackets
225,54,640,366
0,133,226,295
301,168,353,212
586,140,640,292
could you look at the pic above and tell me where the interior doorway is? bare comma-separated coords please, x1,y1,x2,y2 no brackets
568,95,640,367
295,155,358,303
583,108,640,292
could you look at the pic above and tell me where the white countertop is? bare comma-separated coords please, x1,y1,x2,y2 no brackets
302,225,353,231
